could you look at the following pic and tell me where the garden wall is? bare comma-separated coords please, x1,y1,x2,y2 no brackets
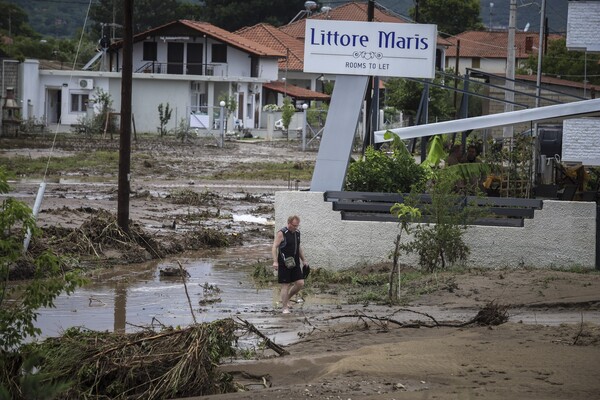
274,191,597,270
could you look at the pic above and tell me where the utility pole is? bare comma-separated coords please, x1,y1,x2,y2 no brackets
117,0,133,233
535,0,546,108
503,0,516,138
361,0,375,152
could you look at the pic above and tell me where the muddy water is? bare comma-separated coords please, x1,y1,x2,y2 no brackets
33,243,600,346
34,244,289,339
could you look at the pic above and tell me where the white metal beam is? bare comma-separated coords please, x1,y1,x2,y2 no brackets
374,98,600,142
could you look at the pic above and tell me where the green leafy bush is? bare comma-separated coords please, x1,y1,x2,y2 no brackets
0,167,85,398
345,145,426,193
281,97,295,131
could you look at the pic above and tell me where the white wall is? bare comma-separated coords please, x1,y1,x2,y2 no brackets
275,191,596,270
19,60,40,120
562,118,600,166
36,71,100,126
227,47,251,77
259,59,279,80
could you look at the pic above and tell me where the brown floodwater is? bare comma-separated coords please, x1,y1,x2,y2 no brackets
34,244,286,338
32,243,600,346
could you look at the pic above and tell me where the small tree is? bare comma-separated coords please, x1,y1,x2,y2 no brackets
0,167,85,397
92,88,117,134
400,170,484,272
281,97,295,133
158,102,172,136
388,203,421,303
306,103,328,131
218,94,237,131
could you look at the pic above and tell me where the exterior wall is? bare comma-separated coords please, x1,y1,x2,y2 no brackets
227,47,251,77
19,60,40,120
36,71,101,126
259,59,279,80
28,69,268,132
447,57,534,75
275,191,596,270
480,58,506,74
447,57,514,75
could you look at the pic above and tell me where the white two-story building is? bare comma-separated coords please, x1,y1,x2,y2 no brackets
20,20,288,134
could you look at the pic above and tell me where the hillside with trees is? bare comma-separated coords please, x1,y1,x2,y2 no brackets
6,0,88,38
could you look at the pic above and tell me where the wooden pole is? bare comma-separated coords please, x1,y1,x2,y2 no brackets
118,0,133,233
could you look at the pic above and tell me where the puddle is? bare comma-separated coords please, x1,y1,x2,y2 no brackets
34,245,276,338
232,214,272,224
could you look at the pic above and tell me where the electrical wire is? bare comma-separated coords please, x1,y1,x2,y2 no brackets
43,0,94,179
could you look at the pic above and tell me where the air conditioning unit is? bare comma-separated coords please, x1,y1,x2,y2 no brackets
79,79,94,89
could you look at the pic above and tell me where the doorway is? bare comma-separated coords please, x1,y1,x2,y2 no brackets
167,42,184,74
187,43,203,75
45,88,62,124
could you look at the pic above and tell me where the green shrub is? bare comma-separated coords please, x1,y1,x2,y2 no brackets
400,170,484,272
0,167,85,398
345,145,426,193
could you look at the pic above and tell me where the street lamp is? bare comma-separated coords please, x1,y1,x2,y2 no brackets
302,103,308,151
219,100,226,148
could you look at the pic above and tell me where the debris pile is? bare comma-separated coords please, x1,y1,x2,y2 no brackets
21,320,238,399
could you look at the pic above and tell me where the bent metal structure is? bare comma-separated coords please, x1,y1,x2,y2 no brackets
374,98,600,142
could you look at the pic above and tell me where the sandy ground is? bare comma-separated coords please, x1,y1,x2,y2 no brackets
2,135,600,399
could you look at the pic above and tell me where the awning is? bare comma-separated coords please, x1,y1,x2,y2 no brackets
263,81,330,101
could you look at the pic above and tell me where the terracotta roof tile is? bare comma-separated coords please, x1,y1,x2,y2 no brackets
263,81,330,101
445,30,563,59
180,20,284,57
279,2,450,46
111,20,284,58
279,2,411,40
236,23,305,71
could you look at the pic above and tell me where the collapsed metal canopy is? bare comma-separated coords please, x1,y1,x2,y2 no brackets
374,98,600,142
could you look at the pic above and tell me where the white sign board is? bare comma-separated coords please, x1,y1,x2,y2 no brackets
566,1,600,53
189,113,210,129
304,20,437,78
562,118,600,166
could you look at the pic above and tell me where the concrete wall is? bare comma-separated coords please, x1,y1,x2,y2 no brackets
562,118,600,166
275,191,596,270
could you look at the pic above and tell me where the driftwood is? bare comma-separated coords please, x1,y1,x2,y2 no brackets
326,301,509,329
236,317,290,356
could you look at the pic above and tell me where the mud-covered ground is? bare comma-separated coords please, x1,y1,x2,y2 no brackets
2,134,600,399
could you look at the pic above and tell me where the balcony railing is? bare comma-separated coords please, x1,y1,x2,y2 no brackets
135,62,226,76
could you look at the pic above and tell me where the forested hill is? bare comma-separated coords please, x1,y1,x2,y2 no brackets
6,0,89,38
7,0,569,40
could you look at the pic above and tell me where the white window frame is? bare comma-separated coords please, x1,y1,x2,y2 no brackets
70,92,89,113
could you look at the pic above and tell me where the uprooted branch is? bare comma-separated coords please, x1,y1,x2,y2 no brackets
236,317,290,356
326,301,509,329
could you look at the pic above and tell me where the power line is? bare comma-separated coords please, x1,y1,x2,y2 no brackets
16,0,94,4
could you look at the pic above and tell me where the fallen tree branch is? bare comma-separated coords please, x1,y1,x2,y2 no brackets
325,301,509,329
572,312,584,346
177,259,197,324
236,317,289,356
